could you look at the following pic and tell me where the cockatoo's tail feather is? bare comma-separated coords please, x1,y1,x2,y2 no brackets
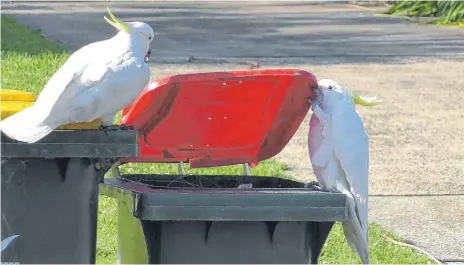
341,196,370,264
104,7,129,32
351,91,381,107
0,105,58,143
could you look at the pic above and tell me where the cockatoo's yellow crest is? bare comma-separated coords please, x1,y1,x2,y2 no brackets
104,7,129,33
350,91,381,107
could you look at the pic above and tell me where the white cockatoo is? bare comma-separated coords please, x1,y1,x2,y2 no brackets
307,79,379,264
0,8,154,143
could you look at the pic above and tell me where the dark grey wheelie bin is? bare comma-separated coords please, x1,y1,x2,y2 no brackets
101,166,348,264
1,130,138,264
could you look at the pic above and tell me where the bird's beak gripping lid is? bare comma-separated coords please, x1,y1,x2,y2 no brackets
350,91,381,107
104,7,129,33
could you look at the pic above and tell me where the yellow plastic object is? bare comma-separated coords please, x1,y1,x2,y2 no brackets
0,89,36,120
56,119,104,130
0,89,104,129
1,101,35,120
0,89,36,102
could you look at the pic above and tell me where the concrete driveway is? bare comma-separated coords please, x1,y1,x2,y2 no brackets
3,1,464,263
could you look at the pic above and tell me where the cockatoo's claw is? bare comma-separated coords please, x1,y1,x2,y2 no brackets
99,124,134,135
305,181,323,191
119,124,134,130
99,125,114,135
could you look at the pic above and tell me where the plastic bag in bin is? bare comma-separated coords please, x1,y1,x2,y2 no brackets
119,69,318,168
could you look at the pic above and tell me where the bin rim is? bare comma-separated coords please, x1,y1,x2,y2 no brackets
101,177,348,222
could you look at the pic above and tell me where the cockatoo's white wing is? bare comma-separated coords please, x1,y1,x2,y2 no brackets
331,99,369,226
331,99,370,264
33,40,115,116
60,53,150,125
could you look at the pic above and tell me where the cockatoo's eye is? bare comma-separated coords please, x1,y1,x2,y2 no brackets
328,86,333,90
149,36,152,40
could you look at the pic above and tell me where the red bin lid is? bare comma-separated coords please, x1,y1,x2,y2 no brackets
120,69,318,168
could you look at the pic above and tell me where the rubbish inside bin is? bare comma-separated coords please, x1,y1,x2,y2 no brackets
119,69,318,168
118,174,312,189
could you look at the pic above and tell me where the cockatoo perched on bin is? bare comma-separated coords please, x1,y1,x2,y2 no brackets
308,79,380,264
0,8,154,143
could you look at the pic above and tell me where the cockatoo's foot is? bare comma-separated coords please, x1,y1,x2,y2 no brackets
305,181,323,191
99,124,134,134
119,124,134,130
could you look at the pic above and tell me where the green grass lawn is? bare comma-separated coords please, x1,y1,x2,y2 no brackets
1,16,434,264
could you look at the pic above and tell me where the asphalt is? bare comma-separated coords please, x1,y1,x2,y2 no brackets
3,1,464,263
3,1,464,64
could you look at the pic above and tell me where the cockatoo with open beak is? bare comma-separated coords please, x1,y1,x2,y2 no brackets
0,8,154,143
308,79,380,264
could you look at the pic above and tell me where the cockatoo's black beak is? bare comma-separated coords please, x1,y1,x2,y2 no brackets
144,49,151,63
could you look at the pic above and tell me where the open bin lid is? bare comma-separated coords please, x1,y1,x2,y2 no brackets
120,69,318,168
